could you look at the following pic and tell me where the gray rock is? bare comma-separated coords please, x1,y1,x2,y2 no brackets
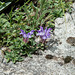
71,11,75,24
54,12,75,58
0,73,5,75
72,3,75,12
0,47,9,62
72,3,75,9
0,50,4,63
55,18,64,25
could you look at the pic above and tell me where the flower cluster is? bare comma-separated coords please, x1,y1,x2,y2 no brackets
36,26,52,42
20,29,34,43
20,26,52,43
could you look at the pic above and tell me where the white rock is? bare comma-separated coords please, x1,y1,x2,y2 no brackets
0,50,4,62
54,12,75,57
64,13,72,22
1,47,8,51
72,3,75,9
55,18,64,25
71,11,75,24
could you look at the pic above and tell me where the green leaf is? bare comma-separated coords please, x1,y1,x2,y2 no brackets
9,45,14,50
0,1,11,12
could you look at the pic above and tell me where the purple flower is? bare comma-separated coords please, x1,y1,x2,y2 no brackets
36,26,52,41
16,8,19,10
29,30,35,35
20,29,25,35
20,29,34,43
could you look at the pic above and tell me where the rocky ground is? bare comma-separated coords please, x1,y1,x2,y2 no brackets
0,3,75,75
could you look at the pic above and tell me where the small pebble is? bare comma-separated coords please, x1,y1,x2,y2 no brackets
64,56,73,64
45,54,54,59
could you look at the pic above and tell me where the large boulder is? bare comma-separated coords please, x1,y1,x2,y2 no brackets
54,11,75,57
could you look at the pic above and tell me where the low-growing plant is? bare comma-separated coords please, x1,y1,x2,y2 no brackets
0,0,73,63
4,26,52,63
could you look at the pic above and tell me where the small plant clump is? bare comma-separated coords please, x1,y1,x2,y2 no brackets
0,0,73,63
4,26,52,63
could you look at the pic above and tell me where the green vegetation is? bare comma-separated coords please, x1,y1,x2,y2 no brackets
0,0,73,63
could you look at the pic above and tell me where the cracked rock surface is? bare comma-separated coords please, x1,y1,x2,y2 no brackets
0,3,75,75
